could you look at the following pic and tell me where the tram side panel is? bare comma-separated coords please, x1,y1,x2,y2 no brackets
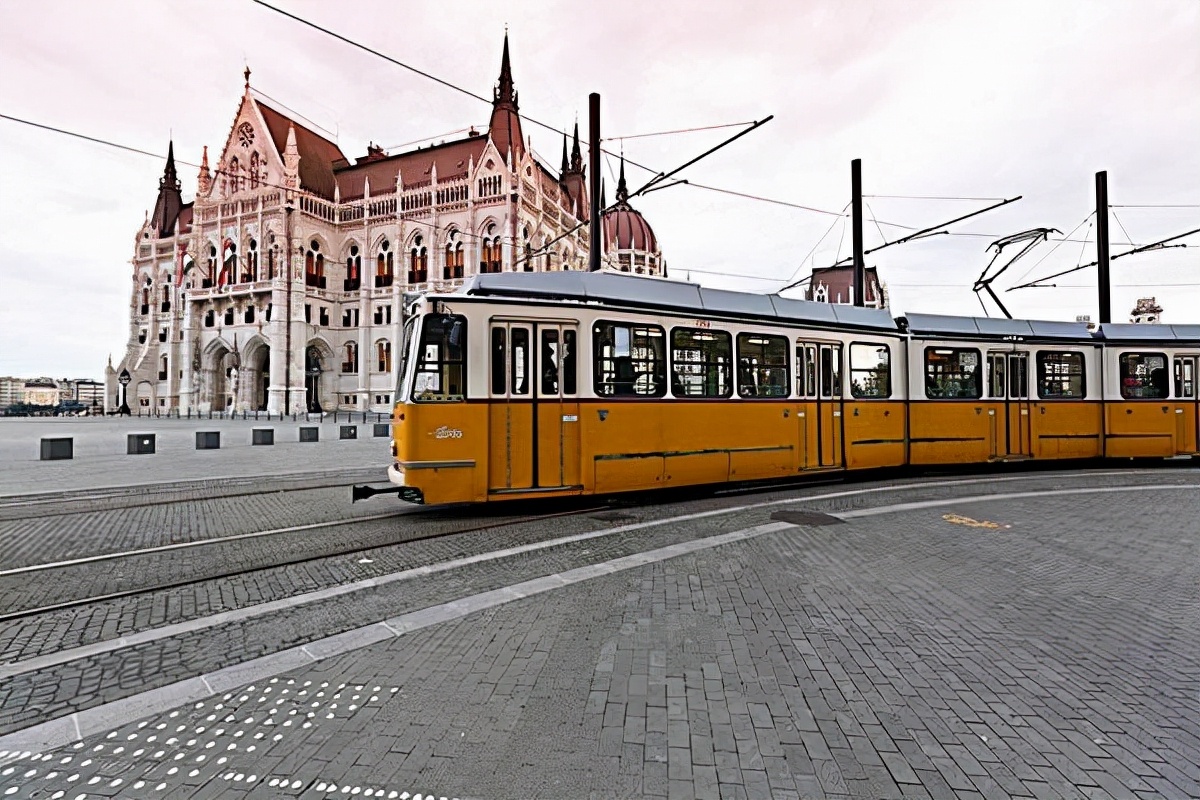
906,341,992,464
1103,348,1176,458
1028,347,1102,460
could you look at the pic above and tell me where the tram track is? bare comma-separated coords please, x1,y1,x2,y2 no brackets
0,502,607,624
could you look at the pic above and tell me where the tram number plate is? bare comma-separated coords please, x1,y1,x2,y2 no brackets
562,414,578,422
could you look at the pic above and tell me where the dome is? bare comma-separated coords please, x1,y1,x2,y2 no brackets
603,205,658,252
601,156,659,254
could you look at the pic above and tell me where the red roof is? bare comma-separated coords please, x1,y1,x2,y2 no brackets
178,203,194,235
255,99,347,199
603,206,658,253
334,136,489,200
805,265,883,304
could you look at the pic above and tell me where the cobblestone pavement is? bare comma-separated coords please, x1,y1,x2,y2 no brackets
0,468,1198,798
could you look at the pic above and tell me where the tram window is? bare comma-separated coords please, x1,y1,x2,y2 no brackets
1010,357,1028,398
924,348,981,399
737,333,789,398
491,328,506,394
849,343,890,399
671,328,732,398
820,347,841,398
512,328,529,395
1175,357,1195,399
563,330,577,394
1036,351,1085,399
593,321,666,397
795,344,818,397
1119,352,1167,399
412,313,467,402
988,354,1006,399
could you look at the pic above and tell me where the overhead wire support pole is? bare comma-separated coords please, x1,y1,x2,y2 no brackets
1096,171,1111,324
852,159,865,307
589,93,601,272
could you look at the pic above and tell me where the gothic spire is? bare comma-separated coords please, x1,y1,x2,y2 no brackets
616,154,629,204
197,145,212,195
494,31,516,108
560,133,569,178
150,140,183,238
487,31,525,159
570,120,583,173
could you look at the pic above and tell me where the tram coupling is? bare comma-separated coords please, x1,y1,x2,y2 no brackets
351,484,425,504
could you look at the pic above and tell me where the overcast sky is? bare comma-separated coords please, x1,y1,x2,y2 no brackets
1,0,1197,378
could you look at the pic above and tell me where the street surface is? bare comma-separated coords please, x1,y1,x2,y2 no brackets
0,461,1197,799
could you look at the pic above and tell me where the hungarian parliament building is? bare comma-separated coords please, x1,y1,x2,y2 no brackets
106,36,665,414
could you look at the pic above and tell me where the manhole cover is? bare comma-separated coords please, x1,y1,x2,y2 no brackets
771,510,843,526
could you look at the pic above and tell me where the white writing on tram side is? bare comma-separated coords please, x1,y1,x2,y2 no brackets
434,426,464,439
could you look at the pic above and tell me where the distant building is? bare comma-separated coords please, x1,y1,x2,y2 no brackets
107,35,665,416
804,265,888,308
23,378,60,407
1131,297,1163,324
0,376,24,409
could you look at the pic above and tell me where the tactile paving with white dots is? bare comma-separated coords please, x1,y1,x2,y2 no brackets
0,677,461,799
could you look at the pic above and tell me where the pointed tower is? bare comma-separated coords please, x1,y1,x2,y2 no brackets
283,123,300,189
197,145,212,196
561,120,588,221
487,32,525,161
150,141,183,238
559,133,569,180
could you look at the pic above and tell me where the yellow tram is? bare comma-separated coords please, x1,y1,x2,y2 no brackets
381,272,1200,505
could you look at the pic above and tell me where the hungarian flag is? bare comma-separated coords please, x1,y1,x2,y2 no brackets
220,238,235,288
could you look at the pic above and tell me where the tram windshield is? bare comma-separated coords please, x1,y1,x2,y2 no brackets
410,313,468,402
395,316,419,401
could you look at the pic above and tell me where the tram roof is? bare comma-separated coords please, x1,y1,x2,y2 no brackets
1098,323,1200,343
460,272,900,331
900,313,1095,341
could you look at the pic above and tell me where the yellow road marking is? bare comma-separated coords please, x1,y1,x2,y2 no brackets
942,513,1006,529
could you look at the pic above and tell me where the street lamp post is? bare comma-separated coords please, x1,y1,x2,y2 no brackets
117,369,132,416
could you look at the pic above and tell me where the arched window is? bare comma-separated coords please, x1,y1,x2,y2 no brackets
343,342,358,374
345,244,362,291
306,240,325,288
245,239,259,283
408,235,428,284
443,230,464,280
480,223,502,273
249,152,260,190
141,286,150,314
205,243,218,288
228,157,239,195
375,239,393,288
376,340,392,373
221,240,236,286
159,355,169,382
522,227,533,272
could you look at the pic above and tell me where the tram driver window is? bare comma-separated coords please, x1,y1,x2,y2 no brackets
593,321,666,397
412,313,467,402
1036,351,1085,399
1119,352,1167,399
849,343,890,399
737,333,789,398
924,348,981,399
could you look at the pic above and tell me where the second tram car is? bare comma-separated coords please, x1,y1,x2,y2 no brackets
381,272,1200,505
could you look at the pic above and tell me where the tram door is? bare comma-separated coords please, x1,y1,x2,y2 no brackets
488,321,580,493
988,350,1031,457
1173,355,1197,454
797,341,843,468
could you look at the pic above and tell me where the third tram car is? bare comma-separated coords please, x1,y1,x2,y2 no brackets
381,272,1200,505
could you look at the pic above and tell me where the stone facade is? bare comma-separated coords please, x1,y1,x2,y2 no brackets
107,37,664,415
